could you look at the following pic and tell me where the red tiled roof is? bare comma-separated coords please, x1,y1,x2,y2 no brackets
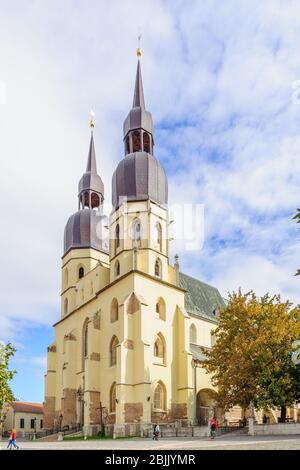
11,401,44,414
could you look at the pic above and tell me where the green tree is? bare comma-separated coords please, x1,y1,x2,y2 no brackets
0,342,16,439
201,291,300,420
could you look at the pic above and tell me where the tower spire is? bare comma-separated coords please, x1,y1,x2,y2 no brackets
86,110,97,173
123,43,154,156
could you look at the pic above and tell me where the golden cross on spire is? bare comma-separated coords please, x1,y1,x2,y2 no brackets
137,32,142,58
90,109,95,129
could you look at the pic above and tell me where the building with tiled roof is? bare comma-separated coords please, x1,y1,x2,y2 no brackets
3,401,44,437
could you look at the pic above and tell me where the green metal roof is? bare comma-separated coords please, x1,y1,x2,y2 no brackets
179,272,226,321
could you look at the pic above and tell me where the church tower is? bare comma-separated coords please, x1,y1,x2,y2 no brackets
44,47,226,437
61,123,109,318
110,51,170,285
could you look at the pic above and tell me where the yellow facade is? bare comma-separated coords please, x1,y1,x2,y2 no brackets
44,197,225,435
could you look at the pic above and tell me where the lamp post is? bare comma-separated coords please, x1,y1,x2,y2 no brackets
59,413,63,432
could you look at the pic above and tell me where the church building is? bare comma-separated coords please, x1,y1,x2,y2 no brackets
44,49,227,436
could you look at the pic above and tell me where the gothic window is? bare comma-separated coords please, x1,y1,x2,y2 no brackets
115,224,120,248
132,219,141,241
154,381,166,410
156,298,166,321
111,298,118,323
78,266,84,279
110,382,116,413
143,132,151,153
190,324,197,344
114,260,120,277
64,298,68,315
132,130,141,152
110,336,119,366
155,258,162,278
154,333,166,364
155,222,162,251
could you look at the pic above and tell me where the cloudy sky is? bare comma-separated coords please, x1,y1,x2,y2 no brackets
1,0,300,402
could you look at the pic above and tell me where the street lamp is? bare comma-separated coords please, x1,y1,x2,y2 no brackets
59,413,63,432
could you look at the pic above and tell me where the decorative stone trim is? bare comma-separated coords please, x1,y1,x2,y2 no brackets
93,311,101,330
47,344,57,352
65,333,76,341
90,352,100,361
124,340,134,350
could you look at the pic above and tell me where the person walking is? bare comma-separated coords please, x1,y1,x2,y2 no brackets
209,417,219,439
7,429,19,450
152,423,160,441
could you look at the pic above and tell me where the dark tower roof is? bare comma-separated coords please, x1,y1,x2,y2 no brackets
78,132,104,198
64,129,108,256
123,59,154,139
112,55,168,209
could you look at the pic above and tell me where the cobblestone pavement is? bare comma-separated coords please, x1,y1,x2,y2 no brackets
1,435,300,450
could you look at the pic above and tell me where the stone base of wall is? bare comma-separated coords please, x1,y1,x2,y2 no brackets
61,388,77,427
43,396,56,429
253,423,300,435
124,402,143,423
103,423,209,438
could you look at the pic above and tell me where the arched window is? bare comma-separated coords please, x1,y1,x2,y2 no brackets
110,382,116,413
155,298,166,321
78,266,84,279
132,219,141,242
155,223,162,251
115,224,120,248
143,132,151,153
190,324,197,344
63,268,68,289
83,191,89,208
154,381,166,410
111,298,118,323
90,281,94,295
110,336,119,366
132,130,141,152
114,260,120,277
125,135,130,155
155,258,162,278
64,298,68,315
154,333,166,364
91,192,100,209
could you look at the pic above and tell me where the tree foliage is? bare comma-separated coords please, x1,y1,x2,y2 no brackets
0,342,16,417
201,291,300,412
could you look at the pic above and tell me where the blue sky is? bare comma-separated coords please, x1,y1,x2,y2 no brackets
1,0,300,402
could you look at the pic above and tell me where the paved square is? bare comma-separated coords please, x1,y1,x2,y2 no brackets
1,435,300,450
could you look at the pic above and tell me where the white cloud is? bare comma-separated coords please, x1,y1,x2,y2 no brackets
1,0,300,343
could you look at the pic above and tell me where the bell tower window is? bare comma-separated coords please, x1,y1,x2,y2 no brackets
143,132,151,153
125,135,130,155
132,131,141,152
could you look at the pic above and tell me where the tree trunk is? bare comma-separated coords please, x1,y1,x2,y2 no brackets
280,405,286,423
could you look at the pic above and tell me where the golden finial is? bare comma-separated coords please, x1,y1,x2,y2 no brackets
90,109,95,129
136,33,142,58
